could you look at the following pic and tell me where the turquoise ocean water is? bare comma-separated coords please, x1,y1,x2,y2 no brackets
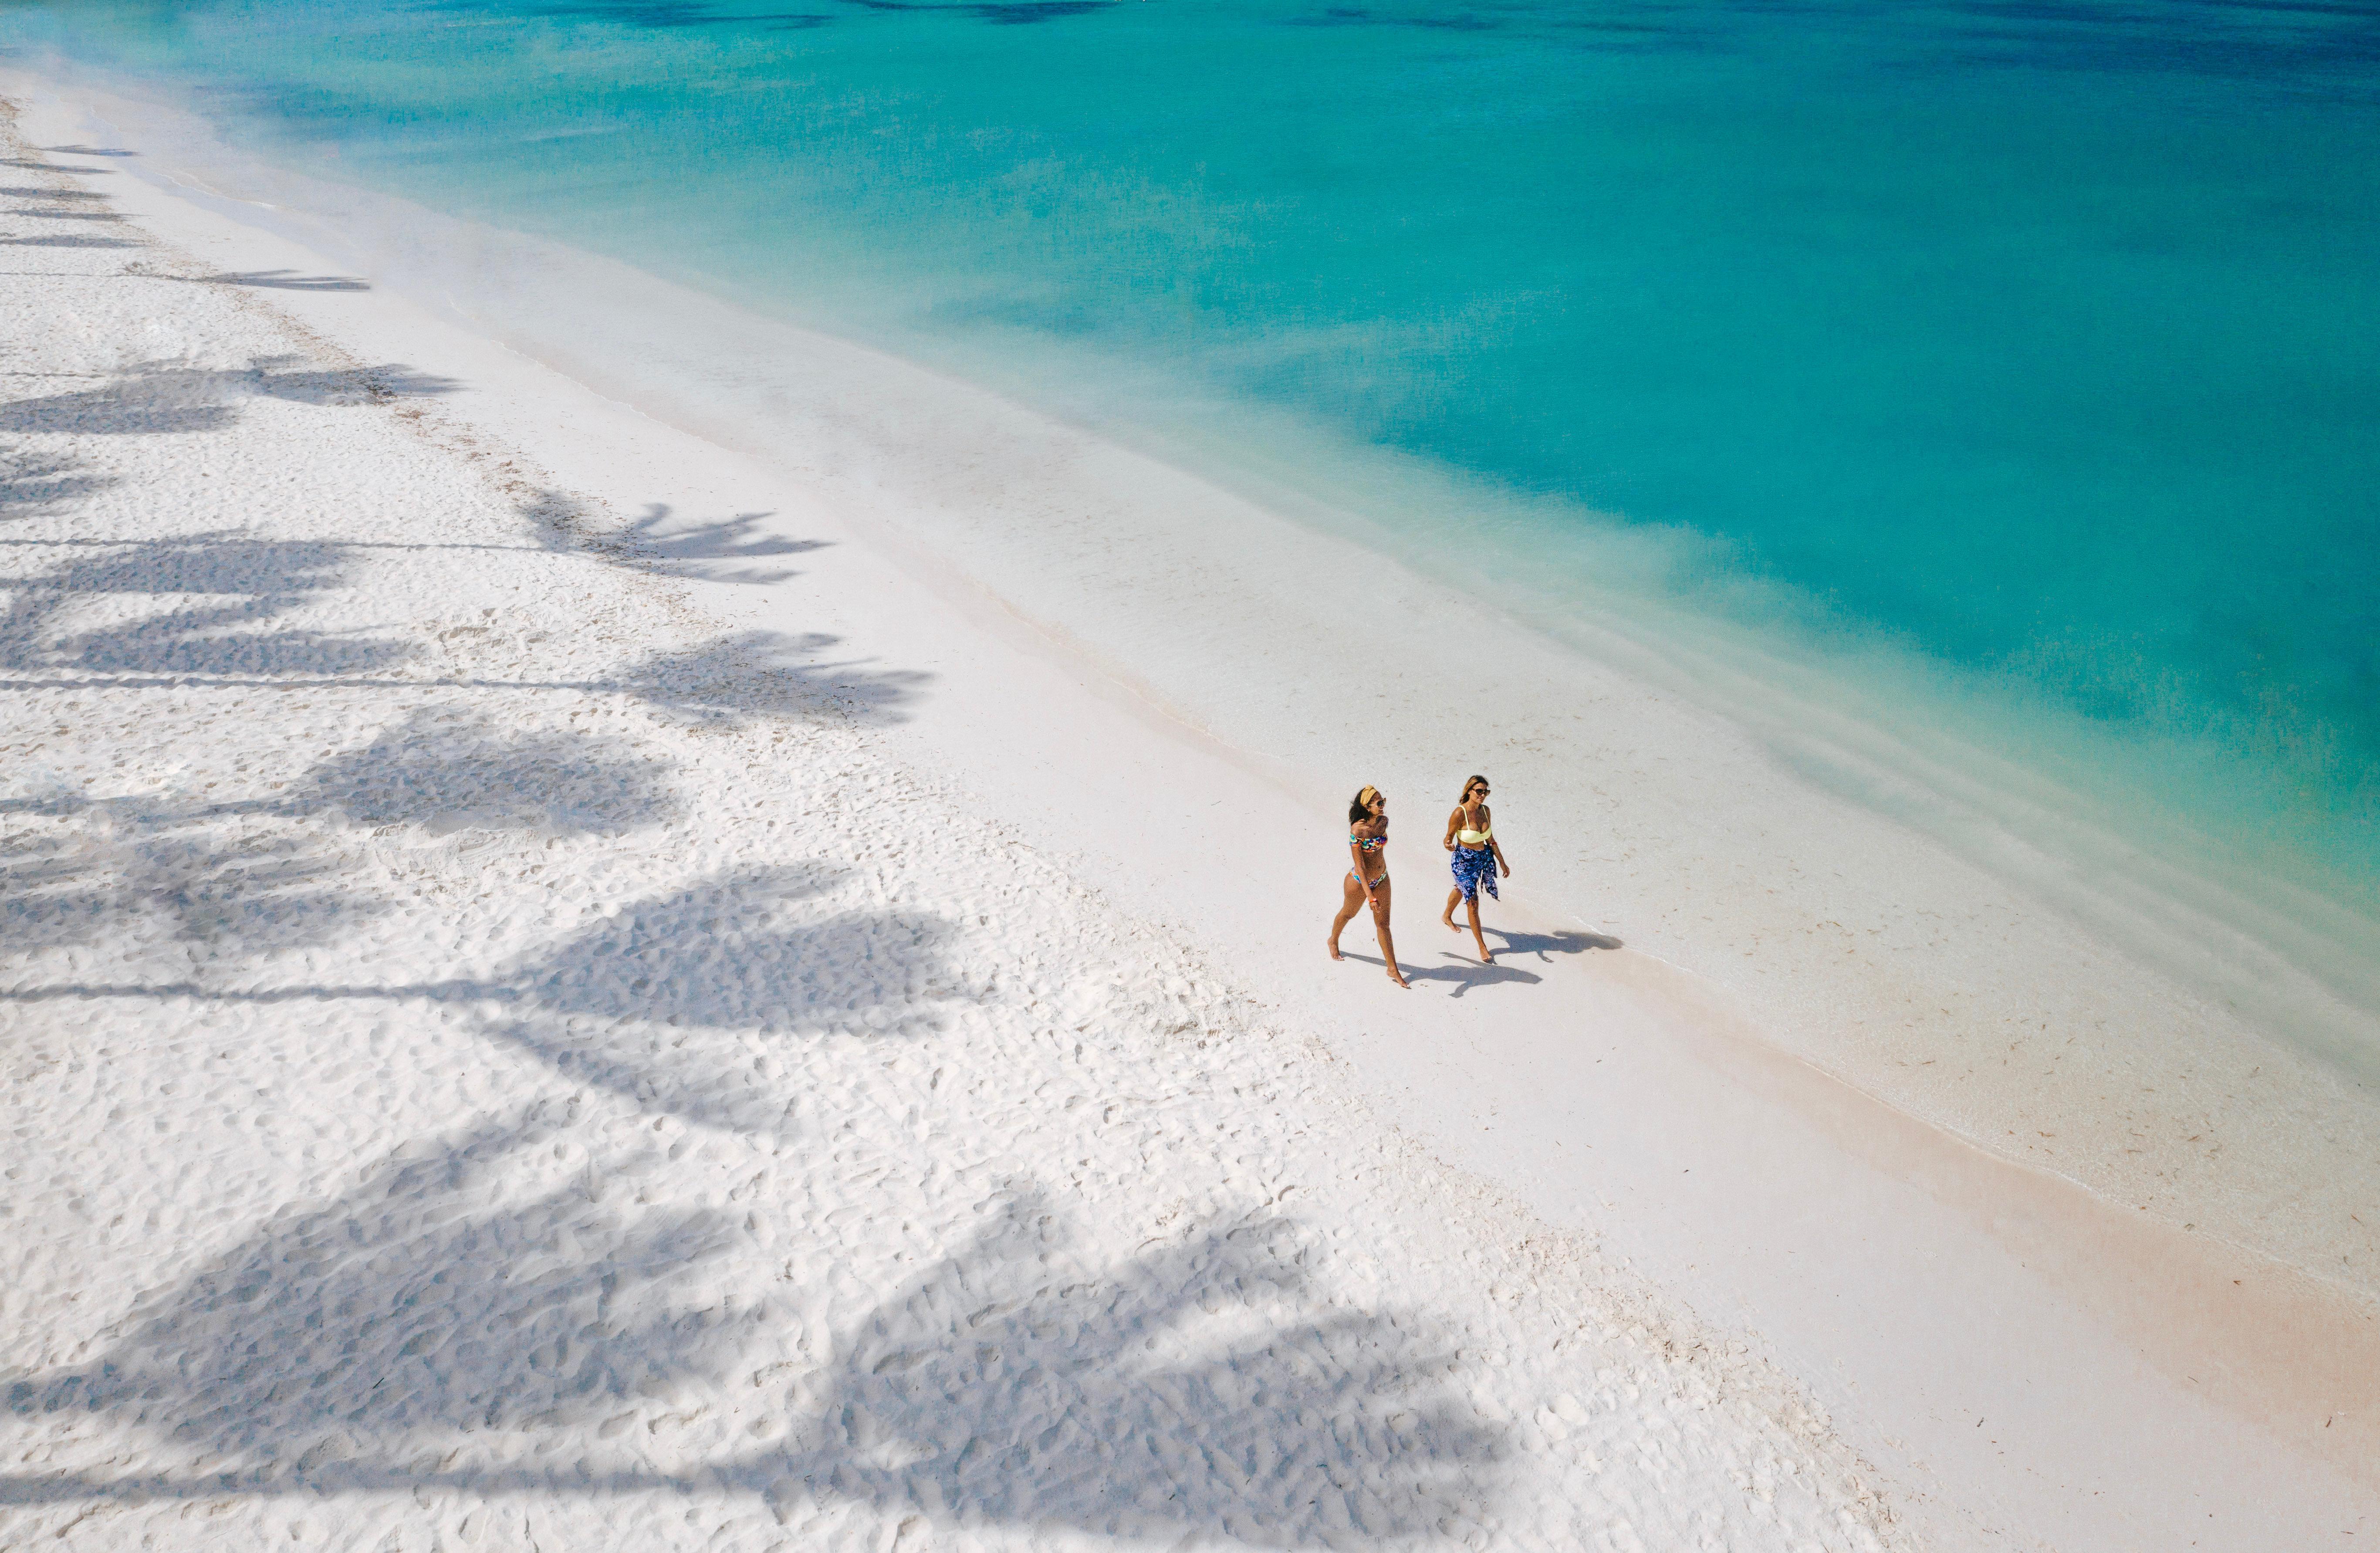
8,0,2379,914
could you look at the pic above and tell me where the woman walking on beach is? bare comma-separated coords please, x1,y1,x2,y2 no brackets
1329,785,1409,987
1442,774,1511,964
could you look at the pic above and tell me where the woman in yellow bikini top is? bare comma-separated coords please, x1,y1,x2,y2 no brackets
1442,773,1511,964
1328,784,1409,988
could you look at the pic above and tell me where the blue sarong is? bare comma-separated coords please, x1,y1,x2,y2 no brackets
1451,844,1498,903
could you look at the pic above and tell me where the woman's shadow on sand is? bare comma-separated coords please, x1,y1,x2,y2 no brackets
1491,928,1623,959
1342,928,1622,997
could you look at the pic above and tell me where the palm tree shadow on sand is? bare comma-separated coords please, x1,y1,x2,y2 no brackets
480,864,970,1133
0,448,112,520
0,529,420,680
0,1113,746,1468
190,270,372,292
522,491,828,587
3,853,963,1137
0,356,456,436
748,1192,1508,1544
613,630,927,727
0,1138,1508,1548
1,707,687,959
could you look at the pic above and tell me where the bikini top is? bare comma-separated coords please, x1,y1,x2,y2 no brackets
1348,826,1386,853
1456,805,1492,846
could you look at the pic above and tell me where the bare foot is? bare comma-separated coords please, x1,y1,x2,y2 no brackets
1328,939,1343,961
1387,965,1410,988
1440,913,1459,931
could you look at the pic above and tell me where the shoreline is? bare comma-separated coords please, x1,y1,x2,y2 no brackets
3,67,2375,1550
31,58,2377,1302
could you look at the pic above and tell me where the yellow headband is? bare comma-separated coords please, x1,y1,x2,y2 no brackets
1357,785,1380,805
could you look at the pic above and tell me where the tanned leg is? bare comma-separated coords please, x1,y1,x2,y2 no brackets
1329,873,1365,960
1373,880,1409,987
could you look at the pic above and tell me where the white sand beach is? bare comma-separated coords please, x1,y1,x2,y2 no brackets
2,72,2375,1553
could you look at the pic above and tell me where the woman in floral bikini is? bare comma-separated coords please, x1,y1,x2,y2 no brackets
1328,784,1408,987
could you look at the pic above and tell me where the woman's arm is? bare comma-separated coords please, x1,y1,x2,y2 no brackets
1443,807,1462,851
1488,809,1512,875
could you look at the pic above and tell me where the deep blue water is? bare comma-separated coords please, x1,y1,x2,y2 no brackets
8,0,2379,896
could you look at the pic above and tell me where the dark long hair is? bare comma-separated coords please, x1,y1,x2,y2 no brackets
1457,774,1488,805
1348,785,1380,825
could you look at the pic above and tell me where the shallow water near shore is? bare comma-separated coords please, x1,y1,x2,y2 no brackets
5,0,2379,1293
6,0,2376,903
